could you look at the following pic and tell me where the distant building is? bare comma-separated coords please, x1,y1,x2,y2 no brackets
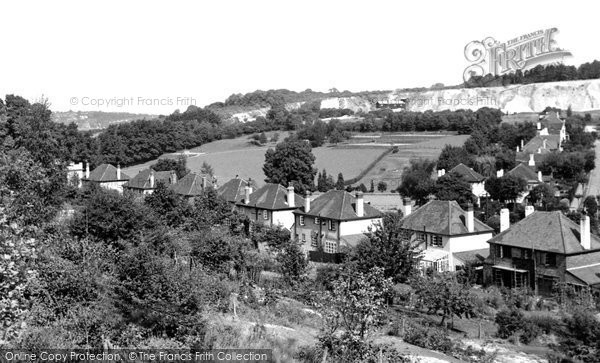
67,162,85,188
400,200,493,272
217,176,258,206
486,210,600,294
82,163,130,193
537,111,567,143
448,163,488,202
293,190,383,261
170,172,214,200
124,168,178,194
236,183,303,230
515,112,568,167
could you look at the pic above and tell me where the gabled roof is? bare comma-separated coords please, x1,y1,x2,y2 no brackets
294,190,382,221
522,135,560,153
541,112,565,133
217,177,257,203
170,173,212,196
124,169,174,190
237,183,303,210
401,200,492,236
515,152,548,167
449,163,485,183
507,164,539,184
87,164,130,182
488,211,600,254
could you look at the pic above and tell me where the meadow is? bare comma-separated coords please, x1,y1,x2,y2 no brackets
123,131,468,189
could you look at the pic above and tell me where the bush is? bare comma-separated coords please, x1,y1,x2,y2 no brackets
526,313,564,335
392,319,454,354
495,309,524,339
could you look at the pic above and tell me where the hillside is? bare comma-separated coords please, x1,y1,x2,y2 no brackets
52,111,158,131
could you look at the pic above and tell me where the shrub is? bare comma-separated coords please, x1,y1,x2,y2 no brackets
526,313,564,335
495,309,524,339
394,319,454,354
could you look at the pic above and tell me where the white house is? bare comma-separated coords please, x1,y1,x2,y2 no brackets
235,183,303,230
448,163,488,203
82,163,130,193
400,200,493,272
124,168,178,195
293,190,383,260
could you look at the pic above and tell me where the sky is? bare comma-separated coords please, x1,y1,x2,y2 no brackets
0,0,598,114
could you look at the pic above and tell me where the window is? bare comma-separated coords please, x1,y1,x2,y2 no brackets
501,245,512,258
545,253,557,267
328,220,336,231
324,240,337,254
301,233,306,243
431,235,443,247
314,217,320,225
417,232,426,242
299,216,305,226
311,232,318,247
263,210,268,220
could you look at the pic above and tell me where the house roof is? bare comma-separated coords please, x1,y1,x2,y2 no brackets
488,211,600,254
453,248,489,264
522,135,560,153
541,112,565,133
294,190,383,221
449,163,485,183
170,172,212,196
124,169,174,190
401,200,492,236
237,183,303,210
515,152,548,167
507,164,539,184
217,177,257,203
86,164,130,182
567,265,600,286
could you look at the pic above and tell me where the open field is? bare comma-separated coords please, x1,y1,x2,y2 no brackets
354,134,470,190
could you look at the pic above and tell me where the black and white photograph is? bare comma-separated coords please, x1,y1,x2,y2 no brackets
2,1,600,362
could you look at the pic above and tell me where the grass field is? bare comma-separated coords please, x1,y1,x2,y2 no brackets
123,131,468,189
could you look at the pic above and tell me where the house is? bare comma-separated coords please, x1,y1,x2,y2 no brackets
400,200,493,272
516,135,562,166
504,163,545,203
124,168,177,194
82,163,130,193
67,161,85,187
217,176,257,206
537,111,567,143
486,209,600,294
170,172,214,200
448,163,487,201
293,190,383,260
235,183,303,230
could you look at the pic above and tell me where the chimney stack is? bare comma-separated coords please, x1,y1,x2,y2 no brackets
305,191,311,213
441,169,446,176
402,197,412,217
85,160,90,179
202,176,207,190
525,204,534,217
117,164,121,180
496,169,504,178
537,171,543,182
170,171,177,185
466,203,474,233
516,146,520,153
580,214,591,249
521,139,524,148
287,183,295,208
355,191,364,217
537,121,541,130
244,186,251,204
500,208,510,232
247,178,253,194
543,139,547,149
528,154,535,166
149,170,155,188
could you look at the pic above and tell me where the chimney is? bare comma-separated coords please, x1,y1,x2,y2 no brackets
441,169,446,176
305,191,311,212
537,147,542,154
580,214,591,249
466,203,474,233
437,169,441,177
528,154,535,166
201,176,207,190
85,161,90,179
500,208,510,232
149,170,155,188
247,178,253,194
244,186,251,205
287,183,295,208
402,197,412,217
117,164,121,180
496,169,504,178
525,204,534,217
521,139,524,148
170,171,177,185
537,171,543,182
542,139,547,149
355,191,364,217
537,121,541,130
516,146,520,153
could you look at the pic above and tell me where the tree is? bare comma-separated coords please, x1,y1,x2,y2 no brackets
263,139,317,193
485,175,527,202
529,183,558,210
347,214,421,283
377,181,388,192
258,132,268,144
369,180,375,193
435,173,476,205
437,145,474,171
153,156,189,179
199,161,214,178
397,159,436,205
329,129,345,144
335,173,345,190
277,240,309,286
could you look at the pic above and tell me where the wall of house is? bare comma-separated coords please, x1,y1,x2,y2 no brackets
272,210,294,229
339,218,382,236
95,180,128,193
448,233,493,253
471,182,487,198
294,215,339,253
